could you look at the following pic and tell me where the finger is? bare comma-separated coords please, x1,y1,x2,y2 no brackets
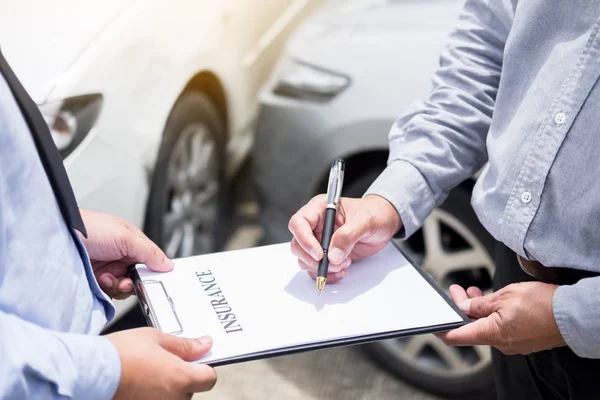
159,334,213,362
97,274,134,300
459,293,497,319
467,286,484,298
117,277,134,293
326,257,352,273
288,196,326,261
298,259,317,273
98,273,120,297
291,239,318,270
449,284,469,305
335,211,345,228
328,216,370,265
439,317,496,346
99,276,133,300
122,230,173,272
307,268,347,283
183,364,218,393
93,262,129,278
299,258,351,274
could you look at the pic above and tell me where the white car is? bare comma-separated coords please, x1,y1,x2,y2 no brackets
0,0,322,321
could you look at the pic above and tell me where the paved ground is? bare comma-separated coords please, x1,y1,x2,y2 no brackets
200,345,439,400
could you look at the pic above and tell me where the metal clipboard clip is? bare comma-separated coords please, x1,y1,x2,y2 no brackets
129,267,183,335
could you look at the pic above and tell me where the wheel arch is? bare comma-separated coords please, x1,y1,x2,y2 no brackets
179,70,229,135
314,150,389,195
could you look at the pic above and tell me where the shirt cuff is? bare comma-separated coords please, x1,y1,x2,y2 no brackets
553,277,600,358
364,159,437,239
58,333,122,399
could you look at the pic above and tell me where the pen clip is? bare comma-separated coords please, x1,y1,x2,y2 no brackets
326,159,345,208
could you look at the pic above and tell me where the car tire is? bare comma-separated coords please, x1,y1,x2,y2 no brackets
145,91,226,258
342,168,496,400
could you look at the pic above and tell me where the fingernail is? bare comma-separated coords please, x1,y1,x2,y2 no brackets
198,336,213,346
335,270,346,279
329,248,344,264
100,275,113,289
459,299,471,313
122,281,133,292
342,258,352,269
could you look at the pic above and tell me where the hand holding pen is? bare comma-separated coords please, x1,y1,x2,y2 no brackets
288,161,403,291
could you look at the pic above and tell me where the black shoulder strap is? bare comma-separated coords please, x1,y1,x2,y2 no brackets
0,51,87,237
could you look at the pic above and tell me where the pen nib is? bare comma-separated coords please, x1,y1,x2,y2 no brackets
316,277,326,294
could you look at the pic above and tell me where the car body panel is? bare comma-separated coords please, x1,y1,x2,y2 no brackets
255,0,463,242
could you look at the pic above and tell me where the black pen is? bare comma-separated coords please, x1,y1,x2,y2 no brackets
317,159,345,294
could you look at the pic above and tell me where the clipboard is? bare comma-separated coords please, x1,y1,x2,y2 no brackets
129,272,184,336
129,242,469,367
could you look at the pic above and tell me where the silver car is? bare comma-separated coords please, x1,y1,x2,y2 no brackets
253,0,496,398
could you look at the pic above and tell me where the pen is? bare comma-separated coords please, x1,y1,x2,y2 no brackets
316,158,345,294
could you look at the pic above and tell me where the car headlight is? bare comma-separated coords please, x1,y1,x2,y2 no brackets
274,60,350,102
38,94,103,159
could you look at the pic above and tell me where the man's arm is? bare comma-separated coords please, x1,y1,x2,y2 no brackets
0,310,120,399
553,278,600,358
366,0,515,237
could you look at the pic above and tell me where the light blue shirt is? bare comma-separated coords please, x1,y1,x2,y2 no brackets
367,0,600,358
0,75,121,398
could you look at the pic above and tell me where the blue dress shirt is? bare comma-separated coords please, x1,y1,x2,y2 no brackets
0,74,120,398
367,0,600,358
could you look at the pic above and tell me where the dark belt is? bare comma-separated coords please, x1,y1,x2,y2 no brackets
517,255,600,285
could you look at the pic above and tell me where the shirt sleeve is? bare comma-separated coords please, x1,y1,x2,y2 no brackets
553,278,600,358
365,0,514,238
0,310,121,399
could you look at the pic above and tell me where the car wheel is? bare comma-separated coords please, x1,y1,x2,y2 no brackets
145,92,226,258
343,169,496,399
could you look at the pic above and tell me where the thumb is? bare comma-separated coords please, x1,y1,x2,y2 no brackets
459,293,497,319
159,333,213,362
440,317,496,346
124,231,174,272
328,217,370,264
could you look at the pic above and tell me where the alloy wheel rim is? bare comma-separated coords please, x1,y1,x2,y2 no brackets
384,208,494,378
163,123,219,258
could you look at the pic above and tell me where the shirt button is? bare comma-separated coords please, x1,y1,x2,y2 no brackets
555,112,566,125
521,191,532,204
